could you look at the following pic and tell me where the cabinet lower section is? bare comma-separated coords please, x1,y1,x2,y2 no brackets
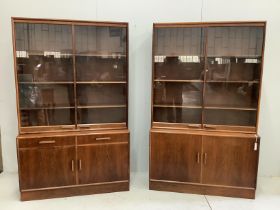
149,129,260,199
17,129,130,201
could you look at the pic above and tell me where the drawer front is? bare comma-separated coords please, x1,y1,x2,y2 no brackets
77,133,129,145
18,136,76,148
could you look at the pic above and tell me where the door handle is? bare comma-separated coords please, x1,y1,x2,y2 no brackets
203,153,207,165
78,159,82,171
196,152,200,164
71,160,75,172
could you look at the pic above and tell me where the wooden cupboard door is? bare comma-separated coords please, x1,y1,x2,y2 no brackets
202,136,259,188
77,142,129,184
150,132,202,183
19,146,76,190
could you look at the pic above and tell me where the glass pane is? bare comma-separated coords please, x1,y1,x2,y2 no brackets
154,107,202,124
78,107,126,124
75,25,126,55
154,82,202,106
19,84,74,109
75,25,127,125
76,56,126,81
15,23,75,128
204,83,259,109
77,84,126,106
154,27,205,81
207,57,261,82
20,109,75,126
207,26,264,57
154,27,204,56
204,109,257,126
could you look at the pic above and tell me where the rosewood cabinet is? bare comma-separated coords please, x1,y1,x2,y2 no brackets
150,22,265,199
12,18,129,201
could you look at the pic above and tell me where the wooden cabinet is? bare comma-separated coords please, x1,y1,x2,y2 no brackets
77,142,129,184
150,22,265,199
19,146,76,189
150,132,201,183
201,136,259,188
13,18,129,201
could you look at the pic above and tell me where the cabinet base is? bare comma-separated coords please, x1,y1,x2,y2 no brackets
21,181,129,201
150,180,255,199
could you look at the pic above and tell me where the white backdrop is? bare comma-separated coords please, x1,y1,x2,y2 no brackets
0,0,279,176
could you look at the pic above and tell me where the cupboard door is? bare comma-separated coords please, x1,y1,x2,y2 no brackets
202,136,259,188
19,146,76,190
77,142,129,184
150,132,202,183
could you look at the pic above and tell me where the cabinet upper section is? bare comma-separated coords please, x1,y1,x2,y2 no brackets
12,18,128,133
152,22,266,133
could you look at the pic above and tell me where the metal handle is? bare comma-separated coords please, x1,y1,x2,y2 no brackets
204,125,216,129
254,135,258,151
79,125,91,128
196,152,200,164
188,124,200,129
78,159,82,171
39,140,56,144
96,137,111,141
71,160,74,172
203,153,207,165
61,125,71,129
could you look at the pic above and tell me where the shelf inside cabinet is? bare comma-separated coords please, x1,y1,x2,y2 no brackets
76,81,126,84
20,106,75,110
78,105,126,109
154,105,202,109
154,80,203,83
75,53,126,57
206,80,259,83
204,106,257,111
19,81,74,84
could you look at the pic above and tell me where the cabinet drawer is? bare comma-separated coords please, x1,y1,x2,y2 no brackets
18,136,75,148
77,133,129,145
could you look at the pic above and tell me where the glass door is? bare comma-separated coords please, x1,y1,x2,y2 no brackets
204,26,264,130
153,27,205,127
15,23,75,131
74,25,127,129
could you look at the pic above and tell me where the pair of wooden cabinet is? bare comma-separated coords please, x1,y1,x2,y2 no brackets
150,22,266,199
12,18,129,200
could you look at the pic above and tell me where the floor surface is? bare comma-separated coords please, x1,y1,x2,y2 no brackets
0,172,280,210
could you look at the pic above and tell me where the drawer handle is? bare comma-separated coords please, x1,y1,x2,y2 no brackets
39,140,56,144
96,137,111,141
188,124,200,128
204,125,216,129
79,125,91,128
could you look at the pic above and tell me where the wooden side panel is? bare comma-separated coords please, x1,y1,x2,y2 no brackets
77,142,129,184
19,146,76,190
150,132,202,183
202,136,259,188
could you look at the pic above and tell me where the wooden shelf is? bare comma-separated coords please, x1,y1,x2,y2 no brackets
20,106,75,110
154,79,203,83
154,55,203,58
207,55,262,59
19,81,74,84
76,81,126,84
206,80,260,83
154,105,202,109
78,105,126,109
75,53,126,57
205,106,257,111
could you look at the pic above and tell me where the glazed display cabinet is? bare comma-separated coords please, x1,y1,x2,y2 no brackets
150,22,266,199
12,18,129,201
